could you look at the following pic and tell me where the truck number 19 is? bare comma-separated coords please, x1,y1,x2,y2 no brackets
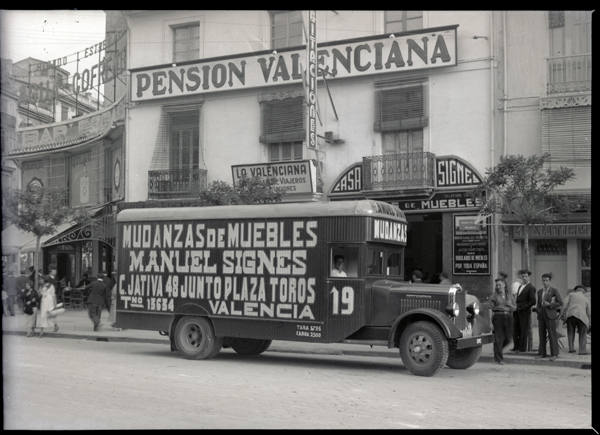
330,286,354,315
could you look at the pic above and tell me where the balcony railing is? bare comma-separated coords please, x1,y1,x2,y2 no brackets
148,168,208,199
362,152,436,191
547,54,591,94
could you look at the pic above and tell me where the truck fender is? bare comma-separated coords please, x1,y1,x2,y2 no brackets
387,308,462,348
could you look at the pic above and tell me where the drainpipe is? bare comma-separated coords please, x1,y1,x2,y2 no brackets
489,11,499,281
503,11,508,156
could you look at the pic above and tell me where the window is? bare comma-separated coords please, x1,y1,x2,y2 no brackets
385,11,423,34
549,11,591,56
269,142,303,162
367,246,404,277
173,23,200,63
541,106,590,165
330,246,359,278
261,97,304,143
580,240,590,287
374,85,427,132
169,110,199,170
382,129,423,154
271,11,303,49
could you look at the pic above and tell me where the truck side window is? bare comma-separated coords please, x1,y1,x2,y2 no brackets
330,247,358,278
368,248,384,275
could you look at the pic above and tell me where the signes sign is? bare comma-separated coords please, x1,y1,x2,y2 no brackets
232,160,317,194
131,26,457,102
436,157,482,188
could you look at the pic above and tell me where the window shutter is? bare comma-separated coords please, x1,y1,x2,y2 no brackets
549,11,565,29
260,97,305,144
542,106,591,164
374,85,428,132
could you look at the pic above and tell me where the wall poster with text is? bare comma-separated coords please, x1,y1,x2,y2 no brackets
453,214,490,275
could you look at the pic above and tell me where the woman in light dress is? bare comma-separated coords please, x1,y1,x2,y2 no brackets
38,275,59,336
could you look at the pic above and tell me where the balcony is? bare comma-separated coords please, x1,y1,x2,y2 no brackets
362,152,436,193
148,168,207,199
547,54,591,94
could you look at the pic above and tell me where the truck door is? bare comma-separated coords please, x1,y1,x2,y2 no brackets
325,245,367,341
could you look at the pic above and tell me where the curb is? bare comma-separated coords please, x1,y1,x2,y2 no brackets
4,330,591,369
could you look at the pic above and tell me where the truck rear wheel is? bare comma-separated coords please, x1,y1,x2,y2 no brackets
174,317,222,359
231,338,272,356
399,321,449,377
446,346,482,369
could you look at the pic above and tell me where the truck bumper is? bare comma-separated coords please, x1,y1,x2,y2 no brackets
454,332,494,349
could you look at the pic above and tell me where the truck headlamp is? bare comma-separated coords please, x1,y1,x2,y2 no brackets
446,302,460,317
467,302,480,316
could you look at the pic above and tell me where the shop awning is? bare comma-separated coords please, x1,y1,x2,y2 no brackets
43,209,115,248
2,221,75,253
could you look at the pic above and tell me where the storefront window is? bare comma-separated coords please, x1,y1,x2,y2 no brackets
581,240,591,287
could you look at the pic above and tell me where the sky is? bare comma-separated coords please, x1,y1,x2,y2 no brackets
0,9,106,76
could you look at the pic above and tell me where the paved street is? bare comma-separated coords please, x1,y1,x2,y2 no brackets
2,335,592,429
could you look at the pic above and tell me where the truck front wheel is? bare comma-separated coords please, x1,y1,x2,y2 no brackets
399,321,449,377
446,346,482,369
174,317,223,359
231,338,272,356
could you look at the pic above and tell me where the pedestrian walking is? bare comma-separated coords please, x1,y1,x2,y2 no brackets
534,273,563,361
489,278,515,364
22,281,41,337
561,284,590,355
85,274,110,331
512,269,536,353
38,275,60,337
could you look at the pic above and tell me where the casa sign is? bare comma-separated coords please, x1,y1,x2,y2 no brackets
131,26,457,102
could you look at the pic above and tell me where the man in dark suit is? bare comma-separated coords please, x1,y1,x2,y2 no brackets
534,273,564,361
85,274,109,331
512,269,536,352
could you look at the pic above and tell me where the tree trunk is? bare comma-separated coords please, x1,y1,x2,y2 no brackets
34,236,41,292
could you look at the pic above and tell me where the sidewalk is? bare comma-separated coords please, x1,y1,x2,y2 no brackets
2,309,591,370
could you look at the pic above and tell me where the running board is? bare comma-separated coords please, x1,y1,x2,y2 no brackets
342,339,389,346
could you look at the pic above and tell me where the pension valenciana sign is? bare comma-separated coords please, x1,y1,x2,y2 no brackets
131,26,458,102
232,160,317,194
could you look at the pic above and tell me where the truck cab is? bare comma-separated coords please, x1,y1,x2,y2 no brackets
116,199,493,376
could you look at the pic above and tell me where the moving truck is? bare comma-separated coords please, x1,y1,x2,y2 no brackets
116,199,493,376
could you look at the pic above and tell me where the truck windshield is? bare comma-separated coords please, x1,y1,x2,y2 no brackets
367,245,404,278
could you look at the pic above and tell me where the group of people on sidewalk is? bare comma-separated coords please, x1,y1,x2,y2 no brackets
489,269,591,365
3,267,115,335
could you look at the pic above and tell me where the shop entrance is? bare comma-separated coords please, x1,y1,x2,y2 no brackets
404,213,443,283
533,240,568,298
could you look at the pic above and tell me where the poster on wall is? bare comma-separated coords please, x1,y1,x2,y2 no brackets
70,152,96,206
453,214,490,275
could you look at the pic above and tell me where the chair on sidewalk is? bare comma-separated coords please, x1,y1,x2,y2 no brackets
70,289,85,310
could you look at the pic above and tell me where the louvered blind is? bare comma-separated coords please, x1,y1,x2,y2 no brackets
374,85,428,132
549,11,565,28
260,96,305,144
541,106,591,164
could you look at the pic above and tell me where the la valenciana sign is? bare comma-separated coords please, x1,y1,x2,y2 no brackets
131,26,458,102
232,160,317,194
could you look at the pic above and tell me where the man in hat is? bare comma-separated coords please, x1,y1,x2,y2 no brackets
84,273,109,331
512,269,536,353
534,272,563,361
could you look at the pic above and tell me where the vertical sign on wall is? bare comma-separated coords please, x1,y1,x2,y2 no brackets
453,214,490,275
307,10,317,149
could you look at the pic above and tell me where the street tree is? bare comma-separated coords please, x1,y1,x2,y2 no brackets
4,186,72,291
477,153,575,271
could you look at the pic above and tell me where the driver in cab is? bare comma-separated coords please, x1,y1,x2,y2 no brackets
331,255,347,278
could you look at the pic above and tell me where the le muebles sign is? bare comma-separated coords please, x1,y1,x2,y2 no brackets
131,26,457,102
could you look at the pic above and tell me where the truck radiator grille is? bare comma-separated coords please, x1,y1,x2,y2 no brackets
401,299,442,312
